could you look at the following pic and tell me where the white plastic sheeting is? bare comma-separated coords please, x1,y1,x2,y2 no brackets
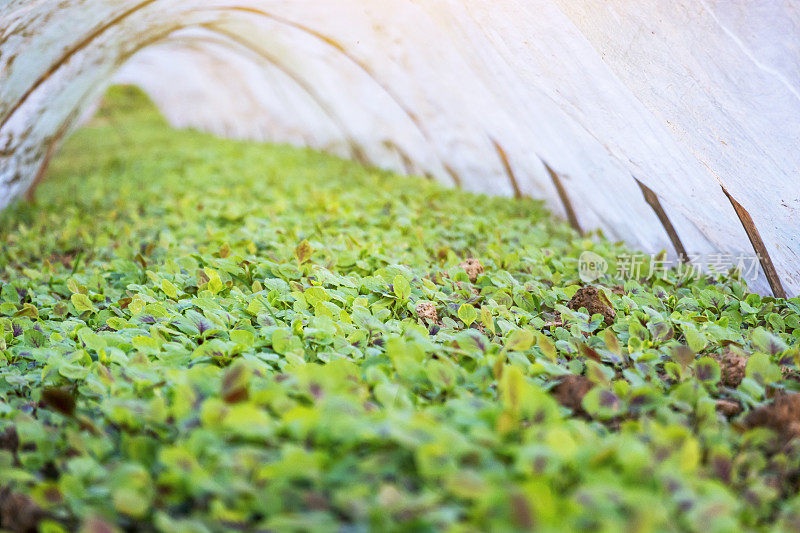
1,1,798,296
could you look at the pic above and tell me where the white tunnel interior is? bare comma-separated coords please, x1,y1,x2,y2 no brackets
1,1,798,296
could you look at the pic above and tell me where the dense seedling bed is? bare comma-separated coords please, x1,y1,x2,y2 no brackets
2,88,800,532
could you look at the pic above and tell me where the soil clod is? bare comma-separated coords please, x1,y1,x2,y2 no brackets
0,488,45,533
718,350,748,388
744,393,800,445
415,301,438,322
552,375,594,415
567,286,615,325
716,399,742,417
459,259,484,283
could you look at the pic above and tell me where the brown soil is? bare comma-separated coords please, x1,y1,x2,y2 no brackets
567,286,615,325
459,259,484,283
0,488,44,533
744,393,800,445
552,375,594,415
718,350,748,388
716,399,743,417
415,301,438,322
